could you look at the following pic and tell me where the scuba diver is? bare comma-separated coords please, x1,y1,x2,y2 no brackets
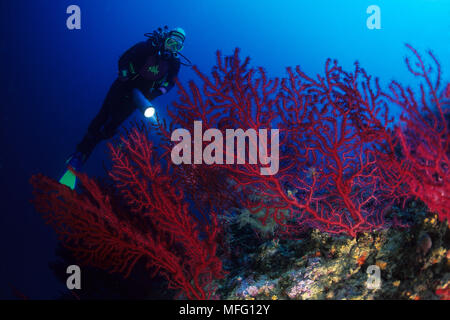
60,26,189,189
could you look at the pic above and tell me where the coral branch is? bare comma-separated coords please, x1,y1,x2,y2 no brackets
166,49,399,237
31,127,225,299
383,45,449,222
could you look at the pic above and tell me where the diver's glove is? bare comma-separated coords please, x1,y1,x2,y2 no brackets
157,86,167,95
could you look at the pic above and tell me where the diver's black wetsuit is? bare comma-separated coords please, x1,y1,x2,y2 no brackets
76,39,180,161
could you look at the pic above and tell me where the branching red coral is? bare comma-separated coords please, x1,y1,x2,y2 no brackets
383,45,449,222
165,49,398,237
31,127,225,299
273,60,396,236
30,46,449,301
436,286,450,300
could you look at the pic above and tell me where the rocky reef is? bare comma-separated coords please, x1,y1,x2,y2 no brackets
217,201,449,300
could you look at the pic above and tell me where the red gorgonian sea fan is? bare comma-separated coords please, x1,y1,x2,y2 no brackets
382,45,449,222
30,46,448,301
163,48,401,237
30,127,225,299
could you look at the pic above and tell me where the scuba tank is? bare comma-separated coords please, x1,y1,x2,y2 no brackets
144,26,170,52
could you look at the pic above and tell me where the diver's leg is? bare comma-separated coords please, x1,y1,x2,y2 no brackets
61,79,134,189
97,97,136,141
75,79,131,162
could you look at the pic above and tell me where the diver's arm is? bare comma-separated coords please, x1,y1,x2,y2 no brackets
152,60,181,96
139,86,165,102
140,81,173,102
134,58,181,105
141,67,181,101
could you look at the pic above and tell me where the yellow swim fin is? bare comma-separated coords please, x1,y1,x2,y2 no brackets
59,168,77,190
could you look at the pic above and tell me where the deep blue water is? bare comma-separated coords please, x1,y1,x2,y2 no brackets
0,0,449,299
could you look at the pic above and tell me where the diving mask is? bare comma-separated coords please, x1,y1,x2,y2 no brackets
164,35,184,53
